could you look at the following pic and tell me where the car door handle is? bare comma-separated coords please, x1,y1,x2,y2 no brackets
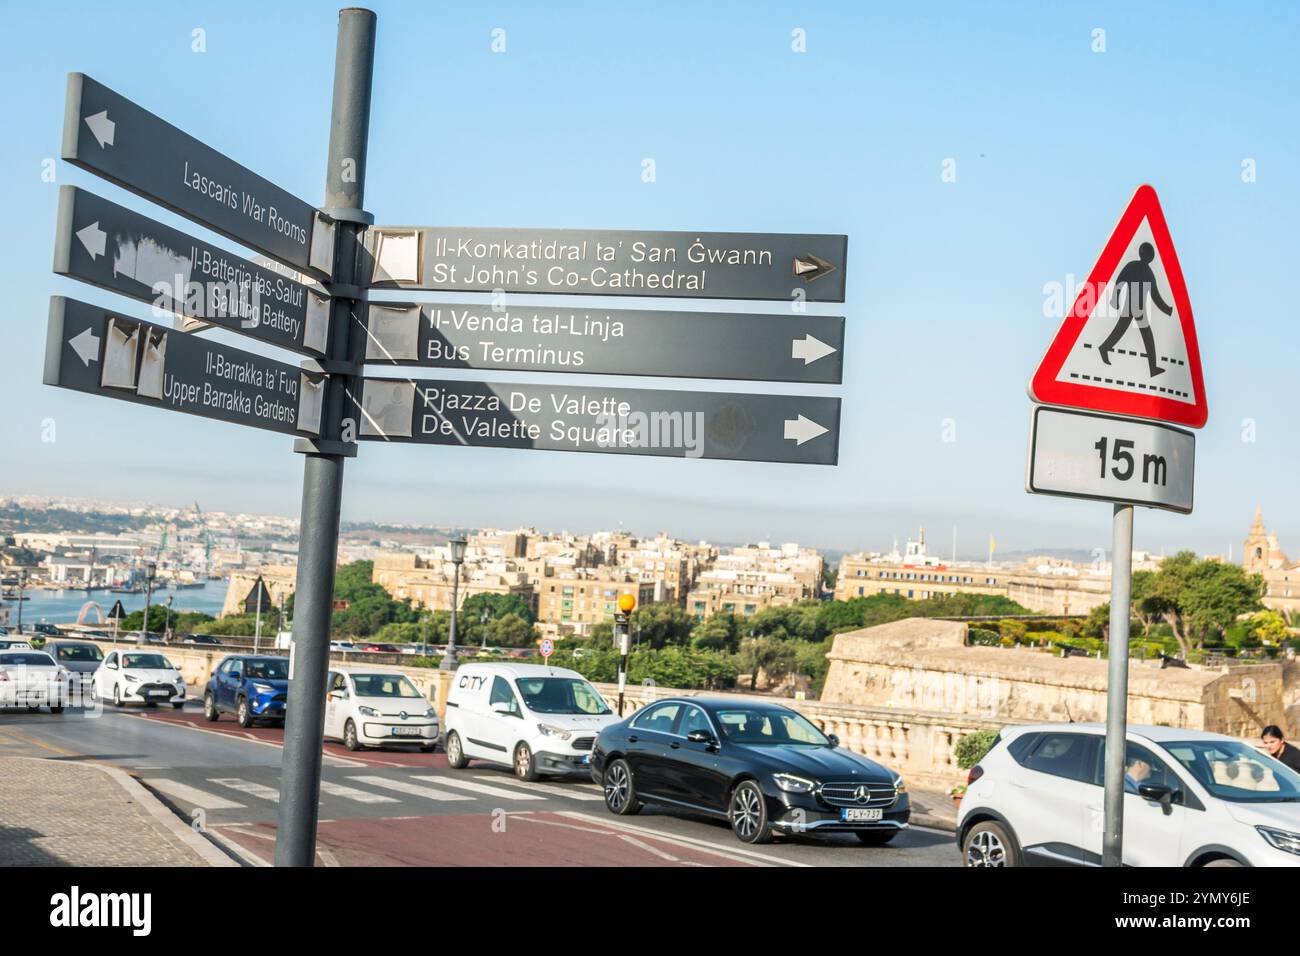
670,742,681,749
627,735,638,743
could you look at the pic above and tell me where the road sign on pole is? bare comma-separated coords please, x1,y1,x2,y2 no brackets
1027,406,1194,514
347,377,840,465
54,187,332,356
43,296,326,438
362,302,845,383
1029,184,1207,428
363,227,847,302
62,73,335,280
1026,185,1205,868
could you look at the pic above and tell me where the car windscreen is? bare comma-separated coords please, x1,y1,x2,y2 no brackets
351,674,423,698
54,644,104,662
715,708,829,746
1164,739,1300,803
243,659,288,680
122,653,171,669
0,652,56,667
514,677,611,715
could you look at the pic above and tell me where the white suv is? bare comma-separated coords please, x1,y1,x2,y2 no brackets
957,723,1300,867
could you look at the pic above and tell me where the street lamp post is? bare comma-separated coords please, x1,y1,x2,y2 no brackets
480,609,490,650
164,596,174,642
16,570,28,634
141,562,157,641
440,538,467,671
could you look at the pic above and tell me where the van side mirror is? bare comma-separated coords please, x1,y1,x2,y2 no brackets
491,701,515,716
827,734,840,748
229,671,241,682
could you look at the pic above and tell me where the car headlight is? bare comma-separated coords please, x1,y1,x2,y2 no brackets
124,673,139,683
537,723,572,740
359,705,379,717
251,683,274,694
1257,826,1300,856
891,773,908,794
773,773,816,794
424,707,437,719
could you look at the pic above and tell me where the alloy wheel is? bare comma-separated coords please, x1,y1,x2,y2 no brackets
731,784,762,839
514,744,531,778
605,763,629,811
967,830,1007,867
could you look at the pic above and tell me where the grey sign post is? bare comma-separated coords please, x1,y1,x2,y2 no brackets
274,7,376,868
364,227,846,302
62,73,334,280
349,377,840,465
43,296,326,437
54,186,332,356
363,302,845,383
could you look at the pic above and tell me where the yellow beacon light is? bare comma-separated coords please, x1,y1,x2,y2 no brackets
617,593,637,613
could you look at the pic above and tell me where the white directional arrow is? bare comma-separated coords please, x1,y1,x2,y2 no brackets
84,110,115,148
783,414,829,445
69,328,100,367
791,333,837,365
76,221,107,259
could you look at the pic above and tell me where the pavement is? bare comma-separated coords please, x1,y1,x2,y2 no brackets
0,702,961,867
0,752,232,866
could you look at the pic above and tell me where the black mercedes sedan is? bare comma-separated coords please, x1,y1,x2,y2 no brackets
591,696,909,845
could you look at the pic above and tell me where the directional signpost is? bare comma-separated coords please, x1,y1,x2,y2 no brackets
54,187,331,355
44,296,325,438
62,73,334,279
1026,184,1205,868
42,9,853,868
364,227,846,301
348,377,839,465
363,302,844,383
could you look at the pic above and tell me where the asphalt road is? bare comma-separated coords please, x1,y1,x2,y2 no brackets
0,701,960,867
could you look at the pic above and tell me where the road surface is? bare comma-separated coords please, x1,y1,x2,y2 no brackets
0,702,960,867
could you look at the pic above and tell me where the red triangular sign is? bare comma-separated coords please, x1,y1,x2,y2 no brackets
1029,184,1207,428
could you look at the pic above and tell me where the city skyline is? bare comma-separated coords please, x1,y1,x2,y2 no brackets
2,2,1296,557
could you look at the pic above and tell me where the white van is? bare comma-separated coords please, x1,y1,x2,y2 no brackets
443,662,618,780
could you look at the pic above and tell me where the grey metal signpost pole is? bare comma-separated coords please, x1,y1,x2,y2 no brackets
275,6,375,868
1102,503,1134,867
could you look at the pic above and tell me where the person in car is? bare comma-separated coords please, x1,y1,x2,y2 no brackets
1124,754,1153,794
1261,725,1300,774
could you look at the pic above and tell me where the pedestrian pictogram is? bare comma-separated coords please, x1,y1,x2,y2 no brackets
1029,185,1207,428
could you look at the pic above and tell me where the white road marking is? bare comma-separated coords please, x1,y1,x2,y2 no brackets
347,775,473,802
469,774,604,802
209,777,280,802
318,780,399,804
618,832,680,863
146,778,246,810
411,775,543,801
556,810,809,867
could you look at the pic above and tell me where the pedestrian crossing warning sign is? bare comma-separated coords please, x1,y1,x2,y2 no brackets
1029,184,1207,428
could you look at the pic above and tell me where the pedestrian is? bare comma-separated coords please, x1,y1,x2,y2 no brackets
1261,725,1300,774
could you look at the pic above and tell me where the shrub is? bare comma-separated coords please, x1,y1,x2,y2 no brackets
955,729,999,770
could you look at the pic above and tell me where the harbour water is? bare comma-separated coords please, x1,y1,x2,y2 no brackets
0,582,228,627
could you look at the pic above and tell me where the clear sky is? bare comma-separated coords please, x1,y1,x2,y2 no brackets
2,1,1296,557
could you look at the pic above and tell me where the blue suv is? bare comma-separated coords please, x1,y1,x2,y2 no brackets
204,655,289,727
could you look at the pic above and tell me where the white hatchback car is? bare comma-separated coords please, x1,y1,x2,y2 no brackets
957,723,1300,867
93,649,187,709
324,669,439,751
443,662,619,780
0,650,71,712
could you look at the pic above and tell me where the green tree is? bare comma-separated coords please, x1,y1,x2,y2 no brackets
1248,610,1289,646
627,602,696,649
1147,551,1265,657
461,591,535,625
691,611,740,652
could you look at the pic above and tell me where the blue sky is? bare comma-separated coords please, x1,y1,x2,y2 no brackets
2,1,1296,557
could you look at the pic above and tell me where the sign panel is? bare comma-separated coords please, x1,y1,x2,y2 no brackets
44,297,325,438
1026,405,1194,514
61,73,333,279
1029,184,1206,428
363,227,847,302
348,377,840,465
363,302,845,383
54,187,331,356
